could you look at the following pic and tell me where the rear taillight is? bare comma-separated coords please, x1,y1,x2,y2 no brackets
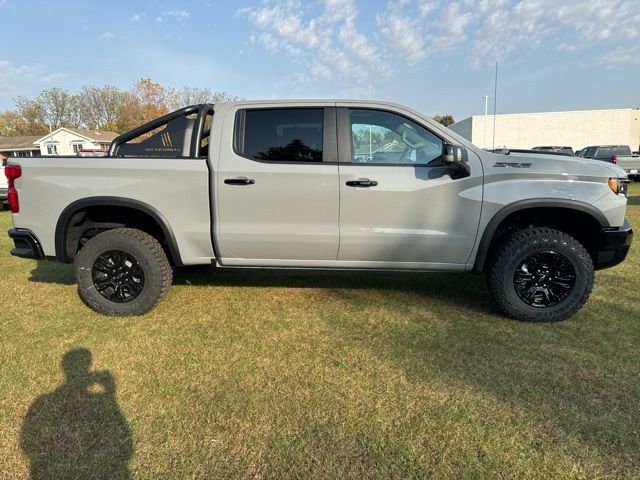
611,155,617,164
5,164,21,213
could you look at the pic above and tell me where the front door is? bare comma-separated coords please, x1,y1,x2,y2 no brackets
216,106,340,264
337,107,483,268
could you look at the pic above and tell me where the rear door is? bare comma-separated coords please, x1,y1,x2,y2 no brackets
215,105,340,264
336,106,483,268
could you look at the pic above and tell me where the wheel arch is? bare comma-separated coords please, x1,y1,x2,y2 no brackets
55,197,183,266
472,198,609,273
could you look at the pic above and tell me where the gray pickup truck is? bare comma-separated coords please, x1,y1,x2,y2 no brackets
5,100,633,322
580,145,640,180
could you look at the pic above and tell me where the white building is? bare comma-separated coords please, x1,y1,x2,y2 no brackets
33,127,119,156
450,108,640,151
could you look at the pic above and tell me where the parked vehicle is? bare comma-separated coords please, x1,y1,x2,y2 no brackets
5,101,633,321
532,146,575,155
581,145,640,180
0,159,8,202
575,148,587,157
487,148,574,157
76,148,108,157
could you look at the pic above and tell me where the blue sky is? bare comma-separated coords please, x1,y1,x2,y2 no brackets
1,0,639,120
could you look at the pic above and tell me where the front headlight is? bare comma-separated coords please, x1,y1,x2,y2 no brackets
608,178,629,197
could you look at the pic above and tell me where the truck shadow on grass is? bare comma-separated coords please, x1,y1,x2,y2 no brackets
28,261,496,316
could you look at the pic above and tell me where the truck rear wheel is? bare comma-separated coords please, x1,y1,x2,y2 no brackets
486,227,594,322
75,228,172,316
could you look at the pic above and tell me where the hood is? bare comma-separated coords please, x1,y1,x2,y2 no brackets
486,151,627,179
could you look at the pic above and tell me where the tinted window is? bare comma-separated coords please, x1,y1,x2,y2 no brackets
584,147,597,157
349,109,442,164
597,147,612,158
241,109,323,162
614,146,631,156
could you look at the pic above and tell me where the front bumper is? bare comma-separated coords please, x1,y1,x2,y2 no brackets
594,219,633,269
8,228,45,260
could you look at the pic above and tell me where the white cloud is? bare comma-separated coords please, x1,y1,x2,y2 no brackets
241,0,640,85
100,31,116,40
165,10,190,21
240,0,389,89
129,12,144,22
0,59,67,104
377,10,426,66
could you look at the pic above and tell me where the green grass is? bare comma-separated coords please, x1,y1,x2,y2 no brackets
1,185,640,479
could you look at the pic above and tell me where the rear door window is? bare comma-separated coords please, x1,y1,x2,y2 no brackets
597,147,612,158
238,108,323,162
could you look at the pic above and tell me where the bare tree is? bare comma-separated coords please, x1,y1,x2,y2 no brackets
77,85,129,131
37,88,81,128
170,86,240,109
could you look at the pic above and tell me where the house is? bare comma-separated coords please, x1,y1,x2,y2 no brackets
0,136,41,162
33,127,119,156
449,108,640,151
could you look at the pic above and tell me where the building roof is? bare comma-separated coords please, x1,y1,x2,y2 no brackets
0,135,42,151
34,127,119,144
66,127,119,142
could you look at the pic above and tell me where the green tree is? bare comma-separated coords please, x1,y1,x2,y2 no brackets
433,114,455,127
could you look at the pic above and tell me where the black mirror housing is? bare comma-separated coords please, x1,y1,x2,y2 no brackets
443,143,468,164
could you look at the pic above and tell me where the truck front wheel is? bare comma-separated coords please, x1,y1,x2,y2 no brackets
486,227,594,322
75,228,172,316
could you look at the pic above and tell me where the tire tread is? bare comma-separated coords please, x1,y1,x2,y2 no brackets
486,227,594,322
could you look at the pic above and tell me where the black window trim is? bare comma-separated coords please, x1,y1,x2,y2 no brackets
337,107,445,167
232,106,338,165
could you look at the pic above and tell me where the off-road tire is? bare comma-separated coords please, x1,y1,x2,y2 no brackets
75,228,172,316
486,227,594,322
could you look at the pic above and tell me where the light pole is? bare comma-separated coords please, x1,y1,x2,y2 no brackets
482,95,489,148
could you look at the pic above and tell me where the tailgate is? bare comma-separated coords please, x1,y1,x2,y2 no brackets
616,156,640,172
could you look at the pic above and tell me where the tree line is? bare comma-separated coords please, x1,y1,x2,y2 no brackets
0,79,239,137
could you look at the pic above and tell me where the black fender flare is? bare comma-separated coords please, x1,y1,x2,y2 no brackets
472,198,610,272
55,197,183,266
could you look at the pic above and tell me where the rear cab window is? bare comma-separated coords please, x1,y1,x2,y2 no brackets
614,146,632,156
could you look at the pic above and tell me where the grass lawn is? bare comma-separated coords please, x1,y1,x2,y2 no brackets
1,185,639,479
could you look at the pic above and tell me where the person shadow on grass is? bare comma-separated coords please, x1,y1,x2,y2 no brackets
20,348,133,480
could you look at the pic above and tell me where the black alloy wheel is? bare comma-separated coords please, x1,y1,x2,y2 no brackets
92,250,145,303
513,251,576,308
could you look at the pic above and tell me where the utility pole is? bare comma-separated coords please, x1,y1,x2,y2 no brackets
482,95,488,148
492,61,498,149
48,124,54,155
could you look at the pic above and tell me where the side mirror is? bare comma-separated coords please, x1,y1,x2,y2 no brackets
442,143,467,164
